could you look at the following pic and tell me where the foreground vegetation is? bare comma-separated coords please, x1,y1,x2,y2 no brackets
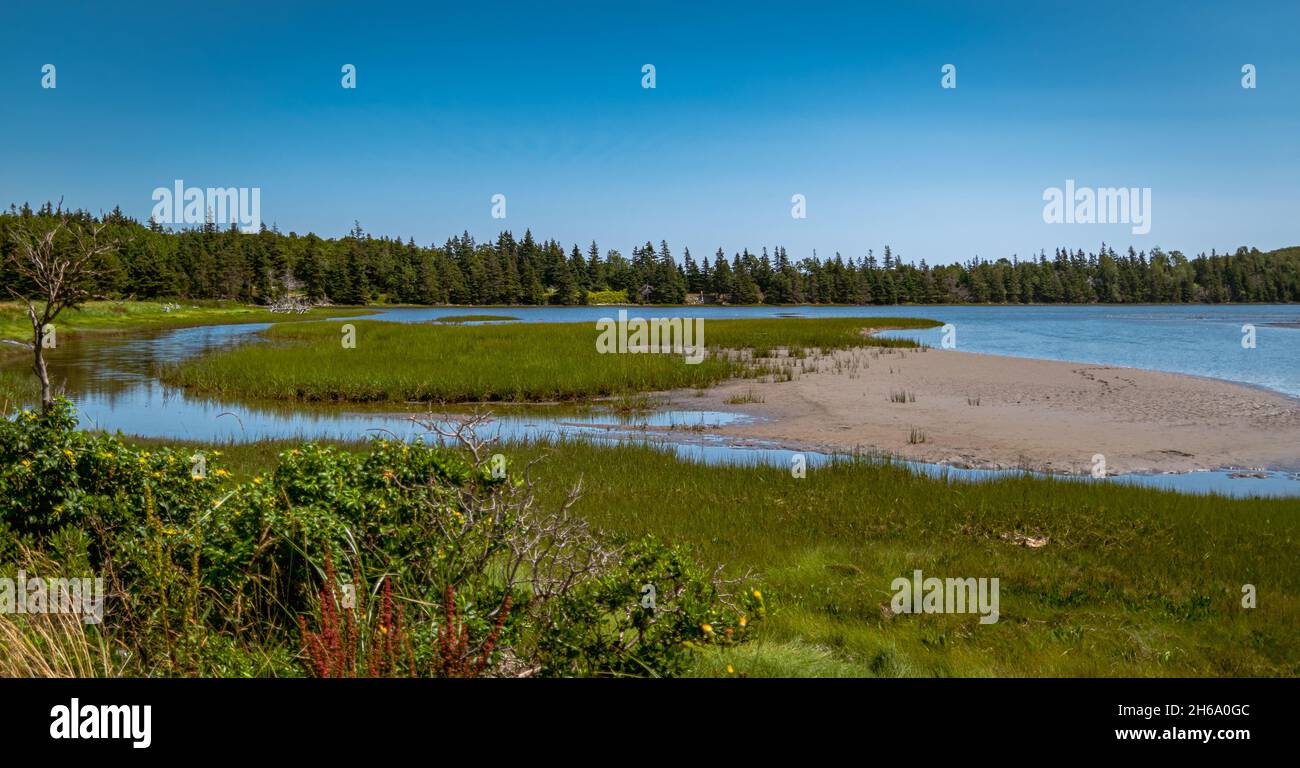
117,433,1300,677
517,441,1298,677
0,403,758,677
160,317,939,403
5,400,1294,677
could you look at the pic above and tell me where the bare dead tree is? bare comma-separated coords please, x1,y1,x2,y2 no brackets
267,295,315,314
6,207,120,408
406,409,617,597
401,408,750,675
389,409,622,674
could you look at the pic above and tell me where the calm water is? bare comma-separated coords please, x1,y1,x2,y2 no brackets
9,304,1300,498
366,304,1300,398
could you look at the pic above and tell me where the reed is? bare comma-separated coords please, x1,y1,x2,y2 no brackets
160,317,940,403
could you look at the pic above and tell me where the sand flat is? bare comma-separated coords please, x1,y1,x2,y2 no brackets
675,346,1300,475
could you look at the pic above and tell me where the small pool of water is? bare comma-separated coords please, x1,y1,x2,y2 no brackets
617,433,1300,498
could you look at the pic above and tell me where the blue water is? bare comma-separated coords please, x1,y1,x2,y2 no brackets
10,304,1299,498
365,304,1300,398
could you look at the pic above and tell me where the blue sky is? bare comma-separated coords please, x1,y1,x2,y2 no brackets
1,1,1297,264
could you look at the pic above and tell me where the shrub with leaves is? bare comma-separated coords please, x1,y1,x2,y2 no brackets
536,537,763,677
0,400,761,677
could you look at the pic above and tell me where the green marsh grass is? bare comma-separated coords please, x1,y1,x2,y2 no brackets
161,317,940,403
163,435,1299,677
0,367,38,412
508,439,1299,677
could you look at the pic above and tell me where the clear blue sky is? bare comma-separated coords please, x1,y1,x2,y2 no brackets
1,1,1297,264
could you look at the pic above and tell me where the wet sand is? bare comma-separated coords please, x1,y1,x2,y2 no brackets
669,346,1300,475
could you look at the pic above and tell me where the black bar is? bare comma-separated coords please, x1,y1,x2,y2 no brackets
0,678,1285,755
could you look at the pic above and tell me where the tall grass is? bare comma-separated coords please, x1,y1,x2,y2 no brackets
507,439,1299,677
0,612,122,677
0,367,37,413
160,317,939,403
0,549,123,678
193,435,1300,677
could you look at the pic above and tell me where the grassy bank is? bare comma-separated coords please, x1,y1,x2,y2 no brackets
0,300,373,349
0,368,38,413
430,314,520,324
161,434,1298,677
159,316,940,403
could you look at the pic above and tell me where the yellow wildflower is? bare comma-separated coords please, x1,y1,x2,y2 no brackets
727,664,735,674
701,623,713,635
20,459,31,468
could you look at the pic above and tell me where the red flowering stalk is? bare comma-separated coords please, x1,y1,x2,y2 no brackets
475,594,512,673
434,584,512,677
403,603,416,674
438,584,458,673
300,551,372,678
366,577,412,677
301,552,348,677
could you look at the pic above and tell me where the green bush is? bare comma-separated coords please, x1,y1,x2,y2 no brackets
586,289,630,304
538,537,764,677
0,399,757,677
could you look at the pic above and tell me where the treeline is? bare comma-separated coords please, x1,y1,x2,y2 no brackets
2,203,1298,305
